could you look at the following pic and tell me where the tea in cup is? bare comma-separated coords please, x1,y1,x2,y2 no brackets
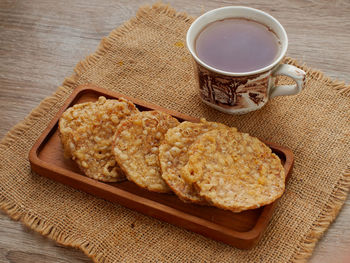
186,6,306,114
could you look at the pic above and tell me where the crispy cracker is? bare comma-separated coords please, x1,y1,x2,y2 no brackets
183,128,286,212
113,111,179,193
159,119,229,204
59,96,139,182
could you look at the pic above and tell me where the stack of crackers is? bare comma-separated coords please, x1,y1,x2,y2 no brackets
59,97,286,213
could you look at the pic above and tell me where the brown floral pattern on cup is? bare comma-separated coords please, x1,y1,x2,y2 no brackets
195,63,269,110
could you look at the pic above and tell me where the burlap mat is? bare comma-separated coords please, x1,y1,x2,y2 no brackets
1,3,349,262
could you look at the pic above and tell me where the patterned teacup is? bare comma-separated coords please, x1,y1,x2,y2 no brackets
186,6,306,114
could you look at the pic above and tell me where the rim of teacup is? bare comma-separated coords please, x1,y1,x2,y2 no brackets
186,6,288,77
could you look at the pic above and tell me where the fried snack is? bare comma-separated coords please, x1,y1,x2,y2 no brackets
59,96,139,182
113,111,179,193
159,119,231,204
182,128,285,212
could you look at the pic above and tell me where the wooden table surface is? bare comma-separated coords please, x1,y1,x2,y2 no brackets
0,0,349,262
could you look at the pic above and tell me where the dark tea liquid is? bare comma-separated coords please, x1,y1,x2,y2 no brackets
195,18,280,73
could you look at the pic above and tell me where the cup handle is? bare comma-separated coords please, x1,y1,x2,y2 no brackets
269,64,306,98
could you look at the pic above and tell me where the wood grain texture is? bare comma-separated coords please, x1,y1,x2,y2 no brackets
0,0,349,262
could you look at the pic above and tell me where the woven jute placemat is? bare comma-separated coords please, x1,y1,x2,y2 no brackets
1,3,349,262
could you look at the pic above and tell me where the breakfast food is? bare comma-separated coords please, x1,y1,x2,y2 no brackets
182,128,285,212
59,96,139,182
159,119,231,204
59,94,286,212
113,111,179,193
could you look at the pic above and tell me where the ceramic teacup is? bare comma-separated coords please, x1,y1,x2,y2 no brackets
186,6,306,114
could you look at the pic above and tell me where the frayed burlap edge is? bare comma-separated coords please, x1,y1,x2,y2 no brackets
0,3,349,263
290,167,350,263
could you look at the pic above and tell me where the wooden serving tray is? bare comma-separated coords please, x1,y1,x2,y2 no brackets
29,84,294,249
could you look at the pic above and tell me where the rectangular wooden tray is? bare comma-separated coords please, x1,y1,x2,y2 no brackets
29,84,294,249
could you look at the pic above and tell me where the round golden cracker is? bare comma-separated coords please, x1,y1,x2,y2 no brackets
113,111,179,193
59,96,139,182
182,128,286,212
159,119,230,204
